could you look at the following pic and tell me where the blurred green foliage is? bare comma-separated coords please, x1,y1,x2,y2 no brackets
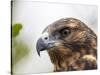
12,41,29,65
12,23,29,68
12,23,22,37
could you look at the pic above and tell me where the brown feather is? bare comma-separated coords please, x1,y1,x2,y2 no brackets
45,18,97,71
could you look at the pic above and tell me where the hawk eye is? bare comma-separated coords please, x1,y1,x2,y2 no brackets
60,28,70,37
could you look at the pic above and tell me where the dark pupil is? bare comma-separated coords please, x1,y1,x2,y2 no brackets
63,30,68,34
61,29,70,36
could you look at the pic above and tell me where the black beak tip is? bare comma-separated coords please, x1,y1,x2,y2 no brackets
36,38,46,56
36,44,41,56
37,52,40,56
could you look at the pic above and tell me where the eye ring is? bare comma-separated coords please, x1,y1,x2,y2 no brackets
60,28,70,37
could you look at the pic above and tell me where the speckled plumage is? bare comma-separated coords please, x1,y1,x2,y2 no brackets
44,18,97,71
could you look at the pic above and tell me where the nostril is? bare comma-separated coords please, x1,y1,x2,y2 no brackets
44,37,48,40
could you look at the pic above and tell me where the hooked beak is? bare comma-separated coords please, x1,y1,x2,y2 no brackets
36,33,55,56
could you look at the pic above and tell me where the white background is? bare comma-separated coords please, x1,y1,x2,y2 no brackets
0,0,100,75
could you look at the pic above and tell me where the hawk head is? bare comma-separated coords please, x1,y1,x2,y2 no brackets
36,18,97,57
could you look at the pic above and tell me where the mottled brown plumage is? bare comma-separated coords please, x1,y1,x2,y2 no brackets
36,18,97,72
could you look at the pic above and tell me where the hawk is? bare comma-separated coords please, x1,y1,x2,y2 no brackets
36,18,97,72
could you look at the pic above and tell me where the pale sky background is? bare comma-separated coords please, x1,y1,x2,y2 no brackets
12,1,98,74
